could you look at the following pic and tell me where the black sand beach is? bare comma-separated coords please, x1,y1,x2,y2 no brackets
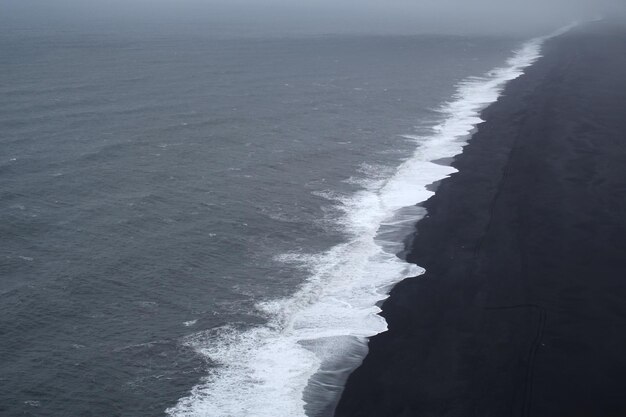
335,21,626,417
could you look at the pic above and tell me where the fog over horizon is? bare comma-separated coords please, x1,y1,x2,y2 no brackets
4,0,625,38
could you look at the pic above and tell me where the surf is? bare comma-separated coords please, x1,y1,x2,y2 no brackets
166,23,577,417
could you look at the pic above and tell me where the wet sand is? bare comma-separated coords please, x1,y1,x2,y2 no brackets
335,21,626,417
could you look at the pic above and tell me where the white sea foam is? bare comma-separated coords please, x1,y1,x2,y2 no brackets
167,24,576,417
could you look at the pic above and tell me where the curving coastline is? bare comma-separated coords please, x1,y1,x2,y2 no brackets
335,20,626,417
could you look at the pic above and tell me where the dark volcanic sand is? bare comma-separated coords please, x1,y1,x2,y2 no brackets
335,21,626,417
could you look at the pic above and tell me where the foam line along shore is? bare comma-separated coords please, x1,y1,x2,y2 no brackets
166,24,576,417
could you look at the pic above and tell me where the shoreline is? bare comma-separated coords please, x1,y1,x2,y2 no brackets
335,20,626,417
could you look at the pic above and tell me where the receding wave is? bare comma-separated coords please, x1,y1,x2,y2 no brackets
166,23,576,417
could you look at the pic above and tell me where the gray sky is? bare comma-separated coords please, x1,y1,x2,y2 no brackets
4,0,624,36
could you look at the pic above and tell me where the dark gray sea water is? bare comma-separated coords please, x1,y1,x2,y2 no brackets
1,28,521,416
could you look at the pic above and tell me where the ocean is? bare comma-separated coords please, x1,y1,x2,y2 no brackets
1,28,531,416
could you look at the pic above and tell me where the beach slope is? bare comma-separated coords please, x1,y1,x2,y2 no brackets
335,21,626,417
